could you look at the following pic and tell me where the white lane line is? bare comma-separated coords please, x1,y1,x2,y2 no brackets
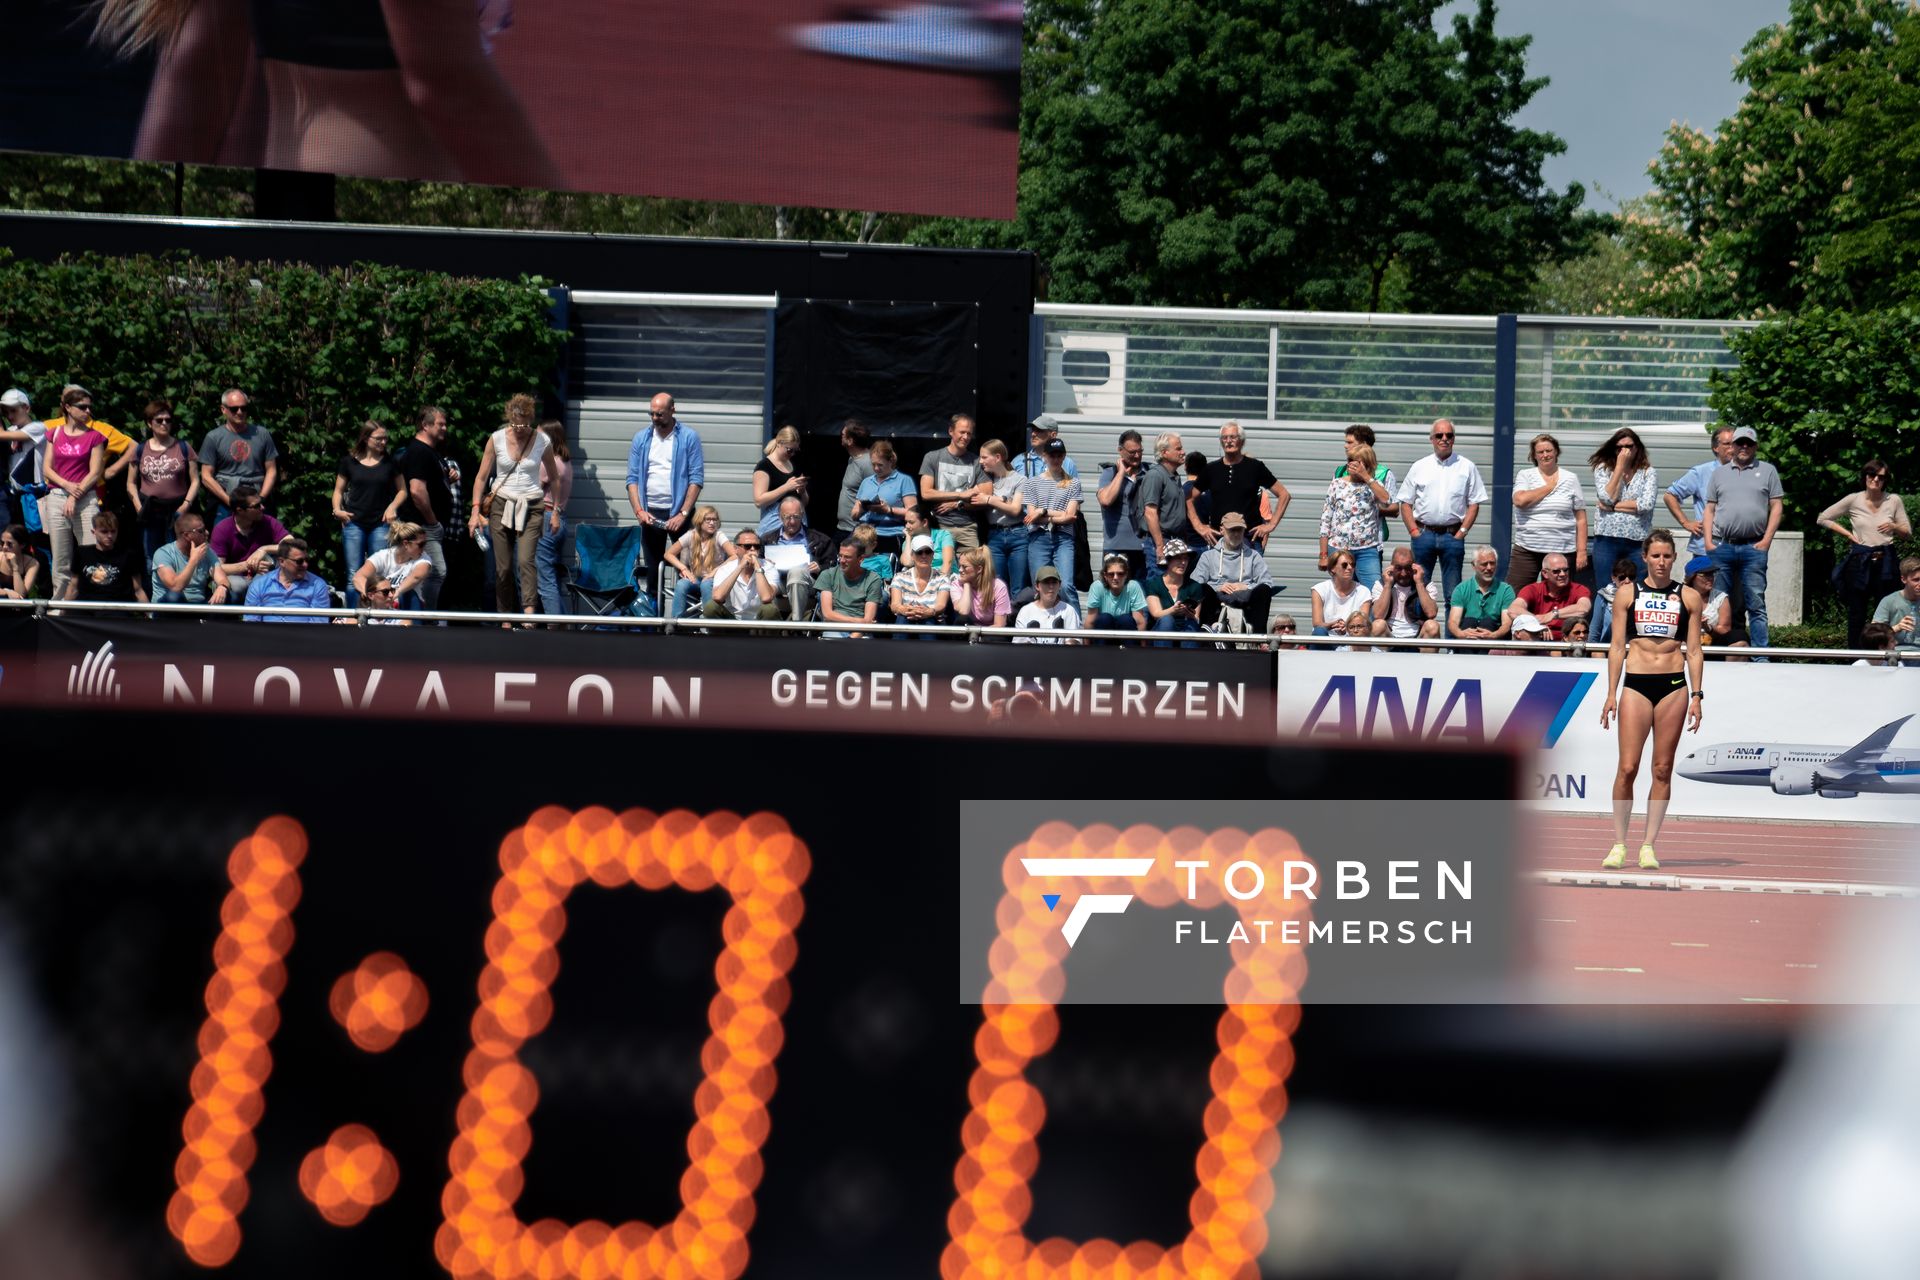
1741,996,1790,1004
1573,966,1645,973
1670,942,1709,948
1539,917,1577,923
1785,963,1820,969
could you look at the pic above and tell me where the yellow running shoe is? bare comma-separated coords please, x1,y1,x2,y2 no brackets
1638,845,1660,870
1601,843,1627,870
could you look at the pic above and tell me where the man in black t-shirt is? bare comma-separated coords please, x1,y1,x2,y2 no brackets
399,405,462,609
1202,420,1290,549
67,510,146,603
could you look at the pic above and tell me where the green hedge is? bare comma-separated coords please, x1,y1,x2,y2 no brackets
0,250,566,580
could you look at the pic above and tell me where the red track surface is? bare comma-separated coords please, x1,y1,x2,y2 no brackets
1521,815,1919,1006
490,0,1017,217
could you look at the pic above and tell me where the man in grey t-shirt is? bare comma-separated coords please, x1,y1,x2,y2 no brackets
1139,430,1192,573
918,413,985,551
198,388,280,519
1703,425,1785,653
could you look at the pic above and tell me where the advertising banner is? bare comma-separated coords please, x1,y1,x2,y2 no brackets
7,618,1273,735
1275,651,1920,824
8,0,1019,219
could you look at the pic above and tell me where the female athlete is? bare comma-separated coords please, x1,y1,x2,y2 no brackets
1598,528,1704,869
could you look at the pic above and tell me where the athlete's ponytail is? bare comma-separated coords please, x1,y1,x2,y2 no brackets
92,0,195,52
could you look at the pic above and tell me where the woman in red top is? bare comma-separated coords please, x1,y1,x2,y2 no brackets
44,388,107,600
129,398,201,565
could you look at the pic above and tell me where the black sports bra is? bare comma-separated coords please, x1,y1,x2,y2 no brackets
1625,577,1690,642
250,0,397,70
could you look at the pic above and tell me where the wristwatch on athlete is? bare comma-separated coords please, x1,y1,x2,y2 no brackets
1690,691,1704,700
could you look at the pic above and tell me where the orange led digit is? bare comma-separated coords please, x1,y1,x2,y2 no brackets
946,821,1310,1280
436,806,810,1280
168,816,309,1268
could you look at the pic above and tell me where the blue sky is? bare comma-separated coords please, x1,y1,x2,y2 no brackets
1446,0,1790,208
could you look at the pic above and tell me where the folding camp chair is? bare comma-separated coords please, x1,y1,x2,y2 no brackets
567,524,648,628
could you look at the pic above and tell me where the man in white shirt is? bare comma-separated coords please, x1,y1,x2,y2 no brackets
701,530,781,623
624,392,706,593
1396,418,1488,607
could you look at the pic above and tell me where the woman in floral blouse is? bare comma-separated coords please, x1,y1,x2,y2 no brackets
1317,443,1394,588
1588,427,1657,642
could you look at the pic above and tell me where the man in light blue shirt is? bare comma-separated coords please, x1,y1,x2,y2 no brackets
1015,414,1079,480
243,537,332,622
1662,426,1735,558
623,392,706,589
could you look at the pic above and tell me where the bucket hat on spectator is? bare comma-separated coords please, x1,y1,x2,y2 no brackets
1219,511,1248,530
1161,538,1192,563
1035,565,1062,583
1684,555,1713,579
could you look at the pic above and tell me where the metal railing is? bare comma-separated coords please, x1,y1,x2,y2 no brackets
1,597,1904,662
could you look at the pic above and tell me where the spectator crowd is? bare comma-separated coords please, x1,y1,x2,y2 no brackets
2,382,1912,657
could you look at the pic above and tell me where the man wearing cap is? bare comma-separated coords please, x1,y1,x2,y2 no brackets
0,389,39,531
1509,552,1591,641
1662,426,1735,560
1703,425,1784,655
1396,417,1487,607
1508,612,1549,650
1015,414,1078,481
1193,511,1277,633
1685,554,1739,647
1012,564,1078,642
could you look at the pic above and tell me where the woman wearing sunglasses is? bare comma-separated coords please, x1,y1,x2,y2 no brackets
1817,458,1910,649
129,399,200,566
1588,427,1657,643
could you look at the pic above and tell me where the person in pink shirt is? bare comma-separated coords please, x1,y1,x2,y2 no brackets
42,387,107,599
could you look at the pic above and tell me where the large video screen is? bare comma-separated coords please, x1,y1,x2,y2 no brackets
4,0,1019,219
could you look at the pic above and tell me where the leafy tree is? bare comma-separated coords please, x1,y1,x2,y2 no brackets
916,0,1590,311
1709,307,1920,535
1616,0,1920,317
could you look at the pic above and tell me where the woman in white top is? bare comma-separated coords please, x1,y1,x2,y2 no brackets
1508,432,1587,588
1817,457,1911,648
1309,550,1371,636
468,393,562,623
664,506,733,619
1588,427,1658,643
352,519,432,609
